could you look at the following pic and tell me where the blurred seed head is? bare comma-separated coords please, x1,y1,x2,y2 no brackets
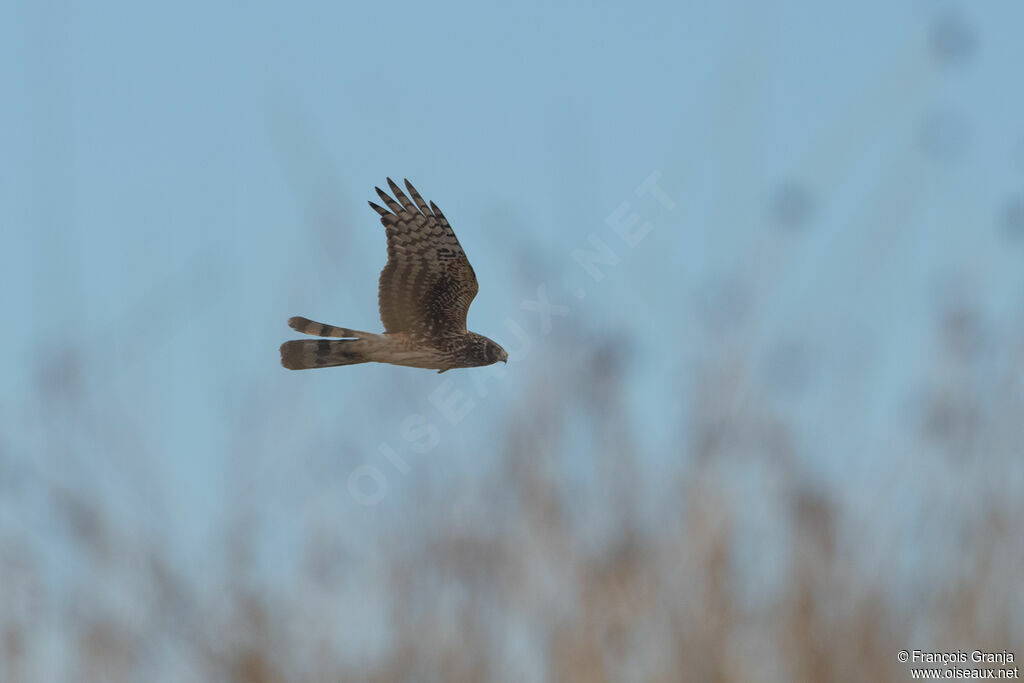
940,303,985,360
930,11,976,66
696,277,750,333
768,182,815,231
999,195,1024,242
37,347,82,401
591,339,625,385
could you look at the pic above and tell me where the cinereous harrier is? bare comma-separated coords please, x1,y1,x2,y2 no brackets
280,178,508,373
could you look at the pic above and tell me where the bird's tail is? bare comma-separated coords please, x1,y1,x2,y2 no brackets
288,316,375,339
280,338,373,370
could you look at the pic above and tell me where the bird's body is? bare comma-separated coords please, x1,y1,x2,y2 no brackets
280,179,508,373
281,318,501,372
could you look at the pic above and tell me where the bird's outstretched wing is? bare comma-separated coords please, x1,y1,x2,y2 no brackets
368,179,479,336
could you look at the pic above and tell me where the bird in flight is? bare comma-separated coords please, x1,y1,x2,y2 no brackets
280,178,508,373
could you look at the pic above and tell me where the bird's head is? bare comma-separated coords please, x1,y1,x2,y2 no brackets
487,340,509,365
470,334,508,366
